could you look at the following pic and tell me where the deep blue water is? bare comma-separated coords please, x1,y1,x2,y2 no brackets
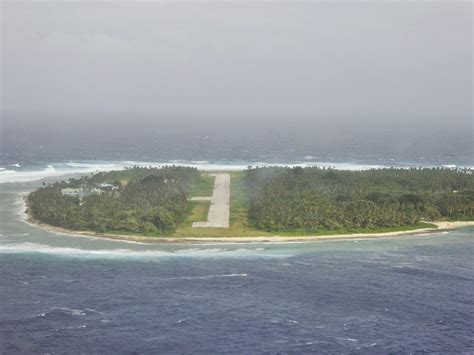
1,168,473,353
1,230,473,353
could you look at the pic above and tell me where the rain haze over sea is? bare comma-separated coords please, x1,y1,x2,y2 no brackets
1,0,472,168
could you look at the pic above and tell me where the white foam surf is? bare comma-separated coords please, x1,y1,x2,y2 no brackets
0,160,381,184
0,165,61,183
2,159,469,184
163,273,248,281
0,242,292,259
0,162,127,184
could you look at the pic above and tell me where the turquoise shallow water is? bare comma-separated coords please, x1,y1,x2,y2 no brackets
1,178,473,353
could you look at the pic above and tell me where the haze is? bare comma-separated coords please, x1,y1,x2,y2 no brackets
1,0,472,163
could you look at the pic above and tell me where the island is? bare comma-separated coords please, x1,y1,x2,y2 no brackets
26,166,474,242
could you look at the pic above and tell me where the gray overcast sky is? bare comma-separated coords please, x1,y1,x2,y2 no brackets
1,0,472,130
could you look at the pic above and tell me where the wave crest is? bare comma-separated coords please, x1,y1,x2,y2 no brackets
0,242,290,259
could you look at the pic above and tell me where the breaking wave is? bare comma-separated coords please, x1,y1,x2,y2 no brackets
0,159,406,184
0,242,291,260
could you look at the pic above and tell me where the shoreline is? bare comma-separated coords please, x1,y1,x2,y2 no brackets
24,210,474,244
22,187,474,244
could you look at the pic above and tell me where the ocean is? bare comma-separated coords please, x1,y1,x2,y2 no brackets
1,161,473,353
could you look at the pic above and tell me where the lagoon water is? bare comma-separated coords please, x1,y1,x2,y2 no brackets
1,163,473,353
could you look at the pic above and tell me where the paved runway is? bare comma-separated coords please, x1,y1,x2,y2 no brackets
192,174,230,228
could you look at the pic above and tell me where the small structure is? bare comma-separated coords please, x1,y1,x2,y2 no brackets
98,183,119,191
61,187,102,198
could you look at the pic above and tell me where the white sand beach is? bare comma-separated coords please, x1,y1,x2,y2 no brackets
25,213,474,244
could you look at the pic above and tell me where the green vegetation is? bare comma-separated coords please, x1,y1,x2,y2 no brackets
246,167,474,232
173,171,272,237
28,166,474,239
182,201,211,227
269,222,437,237
27,166,200,234
189,174,215,197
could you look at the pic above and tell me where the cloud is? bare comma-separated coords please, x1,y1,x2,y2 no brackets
1,0,471,126
40,32,131,52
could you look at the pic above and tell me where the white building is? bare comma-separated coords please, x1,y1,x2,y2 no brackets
61,187,102,198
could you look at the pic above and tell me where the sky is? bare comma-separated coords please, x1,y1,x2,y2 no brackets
0,0,472,162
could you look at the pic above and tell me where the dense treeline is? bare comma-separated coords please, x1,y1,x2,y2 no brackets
246,167,474,232
28,165,474,236
64,165,199,188
28,166,200,234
